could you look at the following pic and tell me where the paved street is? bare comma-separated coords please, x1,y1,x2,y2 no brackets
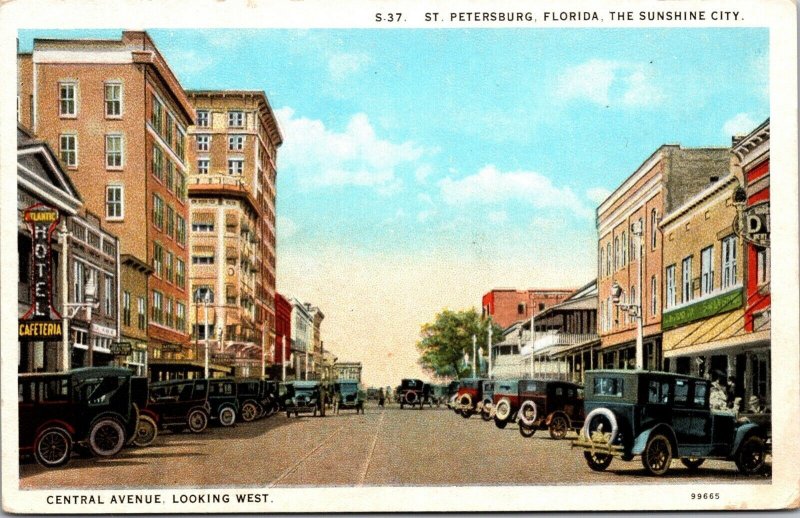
20,403,770,488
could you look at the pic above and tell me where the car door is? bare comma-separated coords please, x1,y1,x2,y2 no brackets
671,378,711,453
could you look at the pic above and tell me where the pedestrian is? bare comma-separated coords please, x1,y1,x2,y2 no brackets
378,388,385,408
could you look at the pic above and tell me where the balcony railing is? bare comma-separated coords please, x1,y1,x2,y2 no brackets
532,330,599,350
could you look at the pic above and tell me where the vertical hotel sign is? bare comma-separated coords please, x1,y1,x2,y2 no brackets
19,204,63,341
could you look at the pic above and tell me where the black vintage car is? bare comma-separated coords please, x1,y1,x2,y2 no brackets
445,380,461,409
208,378,239,427
236,379,272,422
333,381,366,414
147,378,211,434
572,370,769,476
516,380,584,439
19,367,140,467
130,376,159,447
398,378,428,409
285,381,325,417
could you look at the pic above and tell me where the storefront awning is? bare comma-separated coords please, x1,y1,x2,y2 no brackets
664,330,770,358
549,338,601,359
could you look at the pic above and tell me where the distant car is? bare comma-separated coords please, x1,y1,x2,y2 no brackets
516,380,584,439
147,379,211,434
429,384,448,407
572,370,768,476
491,379,522,429
446,380,461,410
398,379,427,409
479,380,496,421
18,367,140,468
207,378,239,427
285,381,325,417
334,381,366,414
236,379,272,422
454,378,489,418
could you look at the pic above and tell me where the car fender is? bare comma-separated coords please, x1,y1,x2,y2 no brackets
545,411,570,428
35,419,76,439
632,424,677,456
89,411,128,427
731,422,765,455
139,408,160,425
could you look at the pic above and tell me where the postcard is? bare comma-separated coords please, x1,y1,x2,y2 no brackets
1,0,798,513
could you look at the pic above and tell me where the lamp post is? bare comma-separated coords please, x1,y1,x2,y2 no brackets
281,334,287,381
84,276,98,367
471,334,476,378
612,220,644,370
487,325,493,379
202,291,211,378
529,312,535,379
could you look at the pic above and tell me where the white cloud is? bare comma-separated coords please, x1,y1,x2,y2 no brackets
415,165,434,184
275,107,427,193
438,165,591,218
556,59,663,107
488,211,508,224
277,216,297,239
723,113,759,137
168,49,213,74
586,187,612,204
327,52,370,81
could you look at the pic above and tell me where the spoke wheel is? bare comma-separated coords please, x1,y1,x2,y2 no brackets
34,427,72,468
641,434,672,476
188,409,209,433
241,402,258,422
89,418,126,457
549,416,569,440
584,451,612,472
735,435,766,475
133,415,158,447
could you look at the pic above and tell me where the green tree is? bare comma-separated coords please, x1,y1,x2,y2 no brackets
416,308,504,379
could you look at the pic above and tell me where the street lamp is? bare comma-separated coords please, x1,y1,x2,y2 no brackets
200,291,212,378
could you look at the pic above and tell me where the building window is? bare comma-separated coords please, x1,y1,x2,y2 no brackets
165,298,173,328
665,265,676,309
756,246,770,285
614,237,620,270
682,256,693,303
228,135,245,151
650,275,657,316
701,246,714,296
105,82,122,117
59,134,77,167
104,275,114,316
176,130,185,161
721,235,738,288
197,135,210,152
105,185,124,220
599,248,604,278
59,82,76,117
165,252,173,283
176,216,186,246
165,205,175,238
228,111,244,127
650,209,658,250
194,286,214,303
153,195,164,229
105,135,123,168
228,159,244,175
153,242,163,277
73,261,85,303
176,302,186,332
122,291,131,327
606,243,611,276
177,172,186,202
198,159,210,174
197,110,209,127
166,114,174,146
152,145,164,181
137,296,146,330
151,97,164,134
152,291,163,325
622,231,627,266
192,222,214,232
517,303,525,315
176,259,185,289
192,255,214,265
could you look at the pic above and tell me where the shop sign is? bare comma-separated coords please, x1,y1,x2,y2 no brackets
110,341,133,356
662,287,744,330
161,343,183,353
735,201,770,247
212,353,235,361
19,204,62,341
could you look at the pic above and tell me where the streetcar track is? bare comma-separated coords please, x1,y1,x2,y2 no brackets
357,409,385,485
267,422,346,487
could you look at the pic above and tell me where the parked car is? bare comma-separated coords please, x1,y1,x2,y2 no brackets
19,367,140,468
454,378,488,418
479,380,496,421
446,380,461,410
398,379,427,409
147,379,211,435
333,381,366,414
207,378,239,427
516,380,584,439
491,379,522,429
285,380,325,417
236,379,271,422
130,376,159,447
429,384,449,407
260,380,280,417
572,370,769,476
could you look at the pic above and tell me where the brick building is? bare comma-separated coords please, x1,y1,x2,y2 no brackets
185,90,282,378
19,31,195,374
596,145,730,371
273,292,292,379
481,288,573,329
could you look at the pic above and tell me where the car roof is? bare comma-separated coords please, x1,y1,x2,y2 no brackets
587,369,707,382
292,381,320,388
18,367,133,381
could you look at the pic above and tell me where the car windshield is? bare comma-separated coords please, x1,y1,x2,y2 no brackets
460,380,479,390
75,376,122,405
593,377,623,397
338,383,358,394
401,380,422,389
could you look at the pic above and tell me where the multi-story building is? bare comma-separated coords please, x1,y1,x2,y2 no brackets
274,292,292,379
19,31,194,374
334,362,362,382
186,90,282,379
290,297,313,380
481,288,573,329
305,304,325,377
17,125,120,372
596,145,730,371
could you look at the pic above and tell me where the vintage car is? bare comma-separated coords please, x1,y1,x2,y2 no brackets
516,380,585,439
491,379,522,429
572,370,769,476
236,379,271,422
398,378,428,409
19,367,140,467
479,380,496,421
259,380,280,417
333,381,366,414
130,376,159,447
446,380,461,409
454,378,489,418
429,384,449,407
285,380,325,417
208,378,239,427
147,378,211,434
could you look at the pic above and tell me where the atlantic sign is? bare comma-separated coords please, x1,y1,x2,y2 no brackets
19,204,63,342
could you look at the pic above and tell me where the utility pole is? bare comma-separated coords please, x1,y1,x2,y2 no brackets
203,292,210,378
529,312,535,379
281,334,287,381
488,325,493,379
471,334,476,378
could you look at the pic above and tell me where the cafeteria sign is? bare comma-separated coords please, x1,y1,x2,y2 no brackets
19,204,63,342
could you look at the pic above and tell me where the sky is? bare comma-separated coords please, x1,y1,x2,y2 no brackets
19,28,769,388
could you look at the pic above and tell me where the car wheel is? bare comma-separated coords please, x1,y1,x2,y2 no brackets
34,427,72,468
241,402,259,422
641,433,672,476
481,407,492,421
494,398,512,421
88,418,126,457
680,457,705,471
518,400,538,427
519,423,536,438
735,435,766,475
460,409,472,419
133,415,158,447
549,415,569,440
581,407,619,446
494,417,508,429
286,410,292,418
218,406,237,427
584,451,612,472
187,409,209,433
